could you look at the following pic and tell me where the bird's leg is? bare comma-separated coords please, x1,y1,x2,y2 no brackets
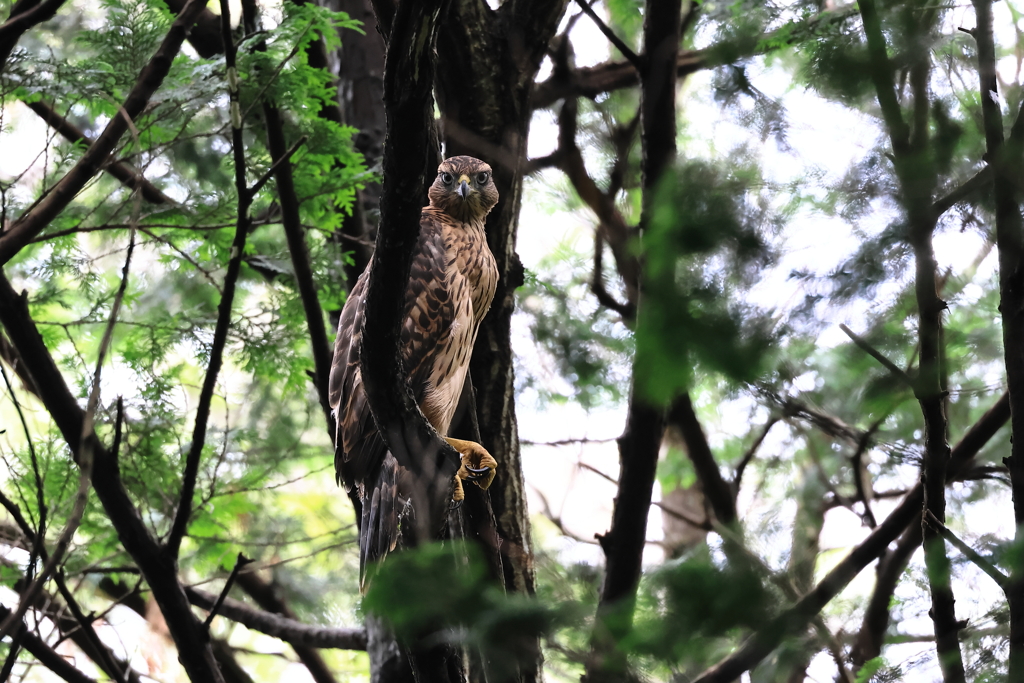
451,475,465,509
446,437,497,491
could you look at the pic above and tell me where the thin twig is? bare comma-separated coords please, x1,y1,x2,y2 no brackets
577,461,709,528
247,135,308,198
733,416,778,488
924,510,1007,589
0,195,137,641
0,361,45,546
165,0,253,559
203,552,253,631
839,323,917,391
573,0,643,71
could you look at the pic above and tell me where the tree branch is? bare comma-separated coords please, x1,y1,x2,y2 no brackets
0,272,225,681
851,522,922,671
584,1,680,679
0,603,97,683
839,323,917,392
971,0,1024,676
360,0,458,546
0,0,207,266
0,0,67,72
235,571,341,683
667,393,738,527
572,0,641,71
185,585,368,650
692,390,1010,683
23,99,177,205
165,0,253,559
924,510,1007,589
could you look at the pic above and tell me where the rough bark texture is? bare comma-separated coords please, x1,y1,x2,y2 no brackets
325,0,383,291
972,0,1024,678
435,0,567,610
432,5,570,681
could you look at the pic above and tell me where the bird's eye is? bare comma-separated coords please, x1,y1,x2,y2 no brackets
476,172,489,184
440,172,454,185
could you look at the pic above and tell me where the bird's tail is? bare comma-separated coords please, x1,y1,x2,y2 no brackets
359,452,408,592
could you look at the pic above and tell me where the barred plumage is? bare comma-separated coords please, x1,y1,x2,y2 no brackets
328,156,499,585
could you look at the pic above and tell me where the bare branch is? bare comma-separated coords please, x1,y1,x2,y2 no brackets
668,393,737,526
23,99,177,206
839,323,917,391
235,570,340,683
203,553,254,630
572,0,642,71
0,603,96,683
0,0,208,266
924,510,1007,589
0,0,68,71
166,1,253,559
186,585,368,650
692,390,1010,683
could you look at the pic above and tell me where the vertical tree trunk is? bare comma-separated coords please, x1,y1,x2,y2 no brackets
434,3,569,680
972,0,1024,678
583,2,682,680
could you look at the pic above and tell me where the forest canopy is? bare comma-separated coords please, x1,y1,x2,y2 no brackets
0,0,1021,682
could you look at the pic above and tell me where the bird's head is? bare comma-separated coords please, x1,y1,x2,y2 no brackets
428,156,499,223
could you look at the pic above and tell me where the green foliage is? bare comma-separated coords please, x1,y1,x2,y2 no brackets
520,255,632,409
630,552,775,665
0,0,367,671
635,159,778,402
364,543,578,677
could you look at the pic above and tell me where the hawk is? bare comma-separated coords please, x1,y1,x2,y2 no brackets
329,156,500,582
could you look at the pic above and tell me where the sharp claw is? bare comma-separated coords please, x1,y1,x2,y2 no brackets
466,465,491,475
449,498,464,511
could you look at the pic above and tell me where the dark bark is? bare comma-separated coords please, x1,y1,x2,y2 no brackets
95,577,256,683
362,2,464,680
429,4,571,678
166,0,252,558
668,394,737,527
162,0,224,58
851,522,923,670
362,0,455,549
186,585,368,650
582,2,681,680
0,274,226,682
0,564,141,683
0,0,208,266
690,391,1010,683
0,604,96,683
972,0,1024,679
262,80,335,433
433,9,569,677
855,2,964,678
327,0,384,288
583,391,666,681
549,76,640,315
0,0,67,72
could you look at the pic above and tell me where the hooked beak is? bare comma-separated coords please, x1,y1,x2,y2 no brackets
457,175,471,199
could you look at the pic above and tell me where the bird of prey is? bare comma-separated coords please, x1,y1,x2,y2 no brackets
329,155,500,582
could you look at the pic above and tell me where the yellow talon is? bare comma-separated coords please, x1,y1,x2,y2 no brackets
446,437,498,491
